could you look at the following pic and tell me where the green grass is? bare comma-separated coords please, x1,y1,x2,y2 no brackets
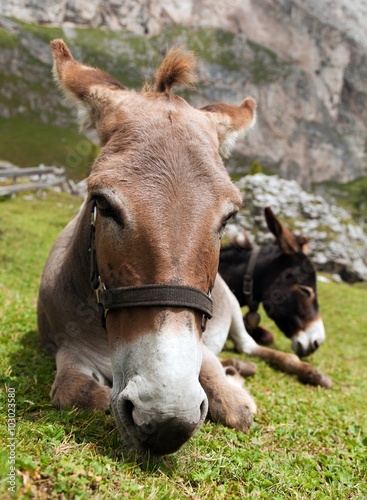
1,192,367,499
246,40,292,83
0,118,97,179
0,28,19,48
15,20,64,44
314,176,367,222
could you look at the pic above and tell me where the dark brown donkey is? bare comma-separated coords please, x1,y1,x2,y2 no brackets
38,40,258,455
219,207,326,357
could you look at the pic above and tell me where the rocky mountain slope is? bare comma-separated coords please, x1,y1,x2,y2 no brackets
1,2,366,281
0,0,366,186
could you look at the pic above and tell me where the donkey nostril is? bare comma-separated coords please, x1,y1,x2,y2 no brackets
295,341,304,357
199,396,208,423
123,399,135,427
313,340,319,350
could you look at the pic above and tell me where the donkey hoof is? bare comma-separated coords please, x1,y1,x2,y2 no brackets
248,326,274,346
298,370,332,388
51,373,111,411
221,358,257,377
208,386,256,433
225,399,256,433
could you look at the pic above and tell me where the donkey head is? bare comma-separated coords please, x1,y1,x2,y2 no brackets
261,207,325,357
50,40,256,454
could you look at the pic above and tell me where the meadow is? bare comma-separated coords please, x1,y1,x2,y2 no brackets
0,191,366,499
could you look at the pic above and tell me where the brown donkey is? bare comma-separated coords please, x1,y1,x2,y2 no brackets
38,40,257,455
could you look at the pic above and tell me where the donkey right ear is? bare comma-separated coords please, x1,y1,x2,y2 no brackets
201,98,256,158
50,39,125,136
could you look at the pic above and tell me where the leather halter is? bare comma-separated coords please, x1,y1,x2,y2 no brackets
89,202,213,329
242,245,260,312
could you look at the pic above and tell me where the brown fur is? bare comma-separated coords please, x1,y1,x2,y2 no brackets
250,345,331,387
264,206,309,254
51,371,110,411
202,98,257,131
51,39,124,97
221,358,257,377
201,98,257,157
153,47,197,93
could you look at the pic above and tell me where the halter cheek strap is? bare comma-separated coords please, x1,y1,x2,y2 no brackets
242,245,260,313
89,202,213,330
242,245,261,330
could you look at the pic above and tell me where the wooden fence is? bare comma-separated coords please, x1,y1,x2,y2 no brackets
0,165,77,196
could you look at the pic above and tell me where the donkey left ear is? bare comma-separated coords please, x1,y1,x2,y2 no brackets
264,206,302,254
201,98,256,157
50,39,125,140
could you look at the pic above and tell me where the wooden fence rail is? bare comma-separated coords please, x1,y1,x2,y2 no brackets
0,165,77,196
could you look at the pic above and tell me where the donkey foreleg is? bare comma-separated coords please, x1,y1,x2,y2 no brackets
248,346,332,388
204,274,258,355
200,345,256,433
50,346,111,411
224,281,332,388
220,358,257,377
226,282,259,354
229,306,332,387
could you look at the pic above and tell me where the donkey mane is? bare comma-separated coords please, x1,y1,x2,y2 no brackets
153,48,197,93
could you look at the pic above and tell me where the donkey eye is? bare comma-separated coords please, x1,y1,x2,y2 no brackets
284,271,296,283
219,211,237,237
96,196,113,213
95,196,120,222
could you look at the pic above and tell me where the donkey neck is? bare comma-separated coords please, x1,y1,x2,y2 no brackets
251,244,283,306
219,245,253,307
219,242,281,309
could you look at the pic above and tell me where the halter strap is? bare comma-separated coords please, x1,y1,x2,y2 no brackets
97,284,213,318
242,245,260,312
89,202,213,328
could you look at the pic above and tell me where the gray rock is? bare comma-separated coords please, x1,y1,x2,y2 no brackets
230,174,367,282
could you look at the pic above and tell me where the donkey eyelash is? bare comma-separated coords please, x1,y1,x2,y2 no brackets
93,195,122,224
219,211,237,236
223,211,237,226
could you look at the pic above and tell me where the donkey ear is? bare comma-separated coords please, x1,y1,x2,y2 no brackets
201,98,256,157
264,206,302,254
229,230,252,249
50,39,125,138
297,235,310,254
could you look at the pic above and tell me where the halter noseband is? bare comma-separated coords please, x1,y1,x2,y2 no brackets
89,202,213,330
